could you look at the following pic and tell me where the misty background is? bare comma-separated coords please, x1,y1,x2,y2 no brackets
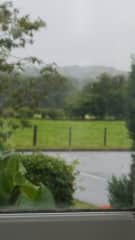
11,0,135,72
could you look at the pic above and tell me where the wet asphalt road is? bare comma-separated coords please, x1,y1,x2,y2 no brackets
43,151,132,206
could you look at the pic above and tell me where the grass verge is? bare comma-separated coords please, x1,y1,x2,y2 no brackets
73,200,98,209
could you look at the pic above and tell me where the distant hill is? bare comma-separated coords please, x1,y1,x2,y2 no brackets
57,65,128,84
17,64,128,87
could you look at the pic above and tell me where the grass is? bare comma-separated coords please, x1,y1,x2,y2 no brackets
73,200,98,209
9,119,132,150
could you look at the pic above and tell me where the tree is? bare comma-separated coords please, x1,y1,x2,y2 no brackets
126,61,135,144
0,1,46,149
0,2,57,210
0,1,45,73
39,65,73,109
0,1,46,113
108,59,135,209
66,73,127,120
126,58,135,207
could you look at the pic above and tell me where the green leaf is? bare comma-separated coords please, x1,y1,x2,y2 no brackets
35,183,55,209
6,157,18,176
21,180,39,200
14,172,26,186
18,160,26,175
0,170,11,205
16,183,55,210
15,192,36,209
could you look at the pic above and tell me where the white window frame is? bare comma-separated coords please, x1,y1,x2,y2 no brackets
0,211,135,240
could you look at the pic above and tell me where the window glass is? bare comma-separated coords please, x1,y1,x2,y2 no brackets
0,0,134,211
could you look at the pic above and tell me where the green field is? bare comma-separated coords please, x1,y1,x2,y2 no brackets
9,120,132,150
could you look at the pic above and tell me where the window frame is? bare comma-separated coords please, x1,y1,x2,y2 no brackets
0,211,135,240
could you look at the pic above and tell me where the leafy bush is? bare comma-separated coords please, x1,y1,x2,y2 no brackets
0,152,55,210
2,107,17,118
37,108,66,120
108,175,133,209
0,120,18,150
33,113,42,119
48,108,66,120
18,107,33,118
8,119,20,130
20,119,32,128
21,154,77,208
0,151,77,208
36,108,48,119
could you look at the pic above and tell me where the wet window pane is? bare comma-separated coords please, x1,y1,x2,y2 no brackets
0,0,134,211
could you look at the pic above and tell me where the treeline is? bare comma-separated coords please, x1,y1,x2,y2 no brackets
0,66,74,119
0,66,128,120
66,74,128,120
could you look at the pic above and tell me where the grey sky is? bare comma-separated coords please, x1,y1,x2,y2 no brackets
12,0,135,70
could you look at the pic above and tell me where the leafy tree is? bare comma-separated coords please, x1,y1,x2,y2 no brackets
0,2,56,210
0,1,45,72
126,58,135,207
0,1,46,144
65,93,87,119
107,75,127,119
108,59,135,209
66,73,127,120
0,65,72,114
126,61,135,144
37,65,73,110
0,1,46,143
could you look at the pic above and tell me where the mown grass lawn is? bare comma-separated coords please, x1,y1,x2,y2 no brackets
9,120,132,150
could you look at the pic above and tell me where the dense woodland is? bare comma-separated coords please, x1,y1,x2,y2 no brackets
0,66,128,120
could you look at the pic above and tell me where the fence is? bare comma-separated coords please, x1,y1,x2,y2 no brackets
10,123,132,150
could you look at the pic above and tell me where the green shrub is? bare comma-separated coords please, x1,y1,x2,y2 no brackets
0,153,77,208
22,154,77,208
18,107,33,118
47,108,66,120
8,119,20,130
20,119,32,128
33,113,42,119
0,153,55,210
36,108,49,119
2,107,16,118
37,108,66,120
108,175,133,209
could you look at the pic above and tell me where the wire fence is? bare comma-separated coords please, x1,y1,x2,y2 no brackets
10,123,132,150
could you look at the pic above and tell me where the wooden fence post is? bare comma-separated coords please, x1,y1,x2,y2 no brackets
104,128,107,146
33,125,38,146
69,127,72,148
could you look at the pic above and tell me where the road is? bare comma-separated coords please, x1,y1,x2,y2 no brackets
43,151,132,206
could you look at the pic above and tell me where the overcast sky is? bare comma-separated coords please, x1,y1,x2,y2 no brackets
12,0,135,70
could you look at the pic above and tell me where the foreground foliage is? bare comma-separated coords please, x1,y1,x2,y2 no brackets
0,153,77,209
0,152,55,209
108,175,133,209
0,1,45,72
22,154,77,208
